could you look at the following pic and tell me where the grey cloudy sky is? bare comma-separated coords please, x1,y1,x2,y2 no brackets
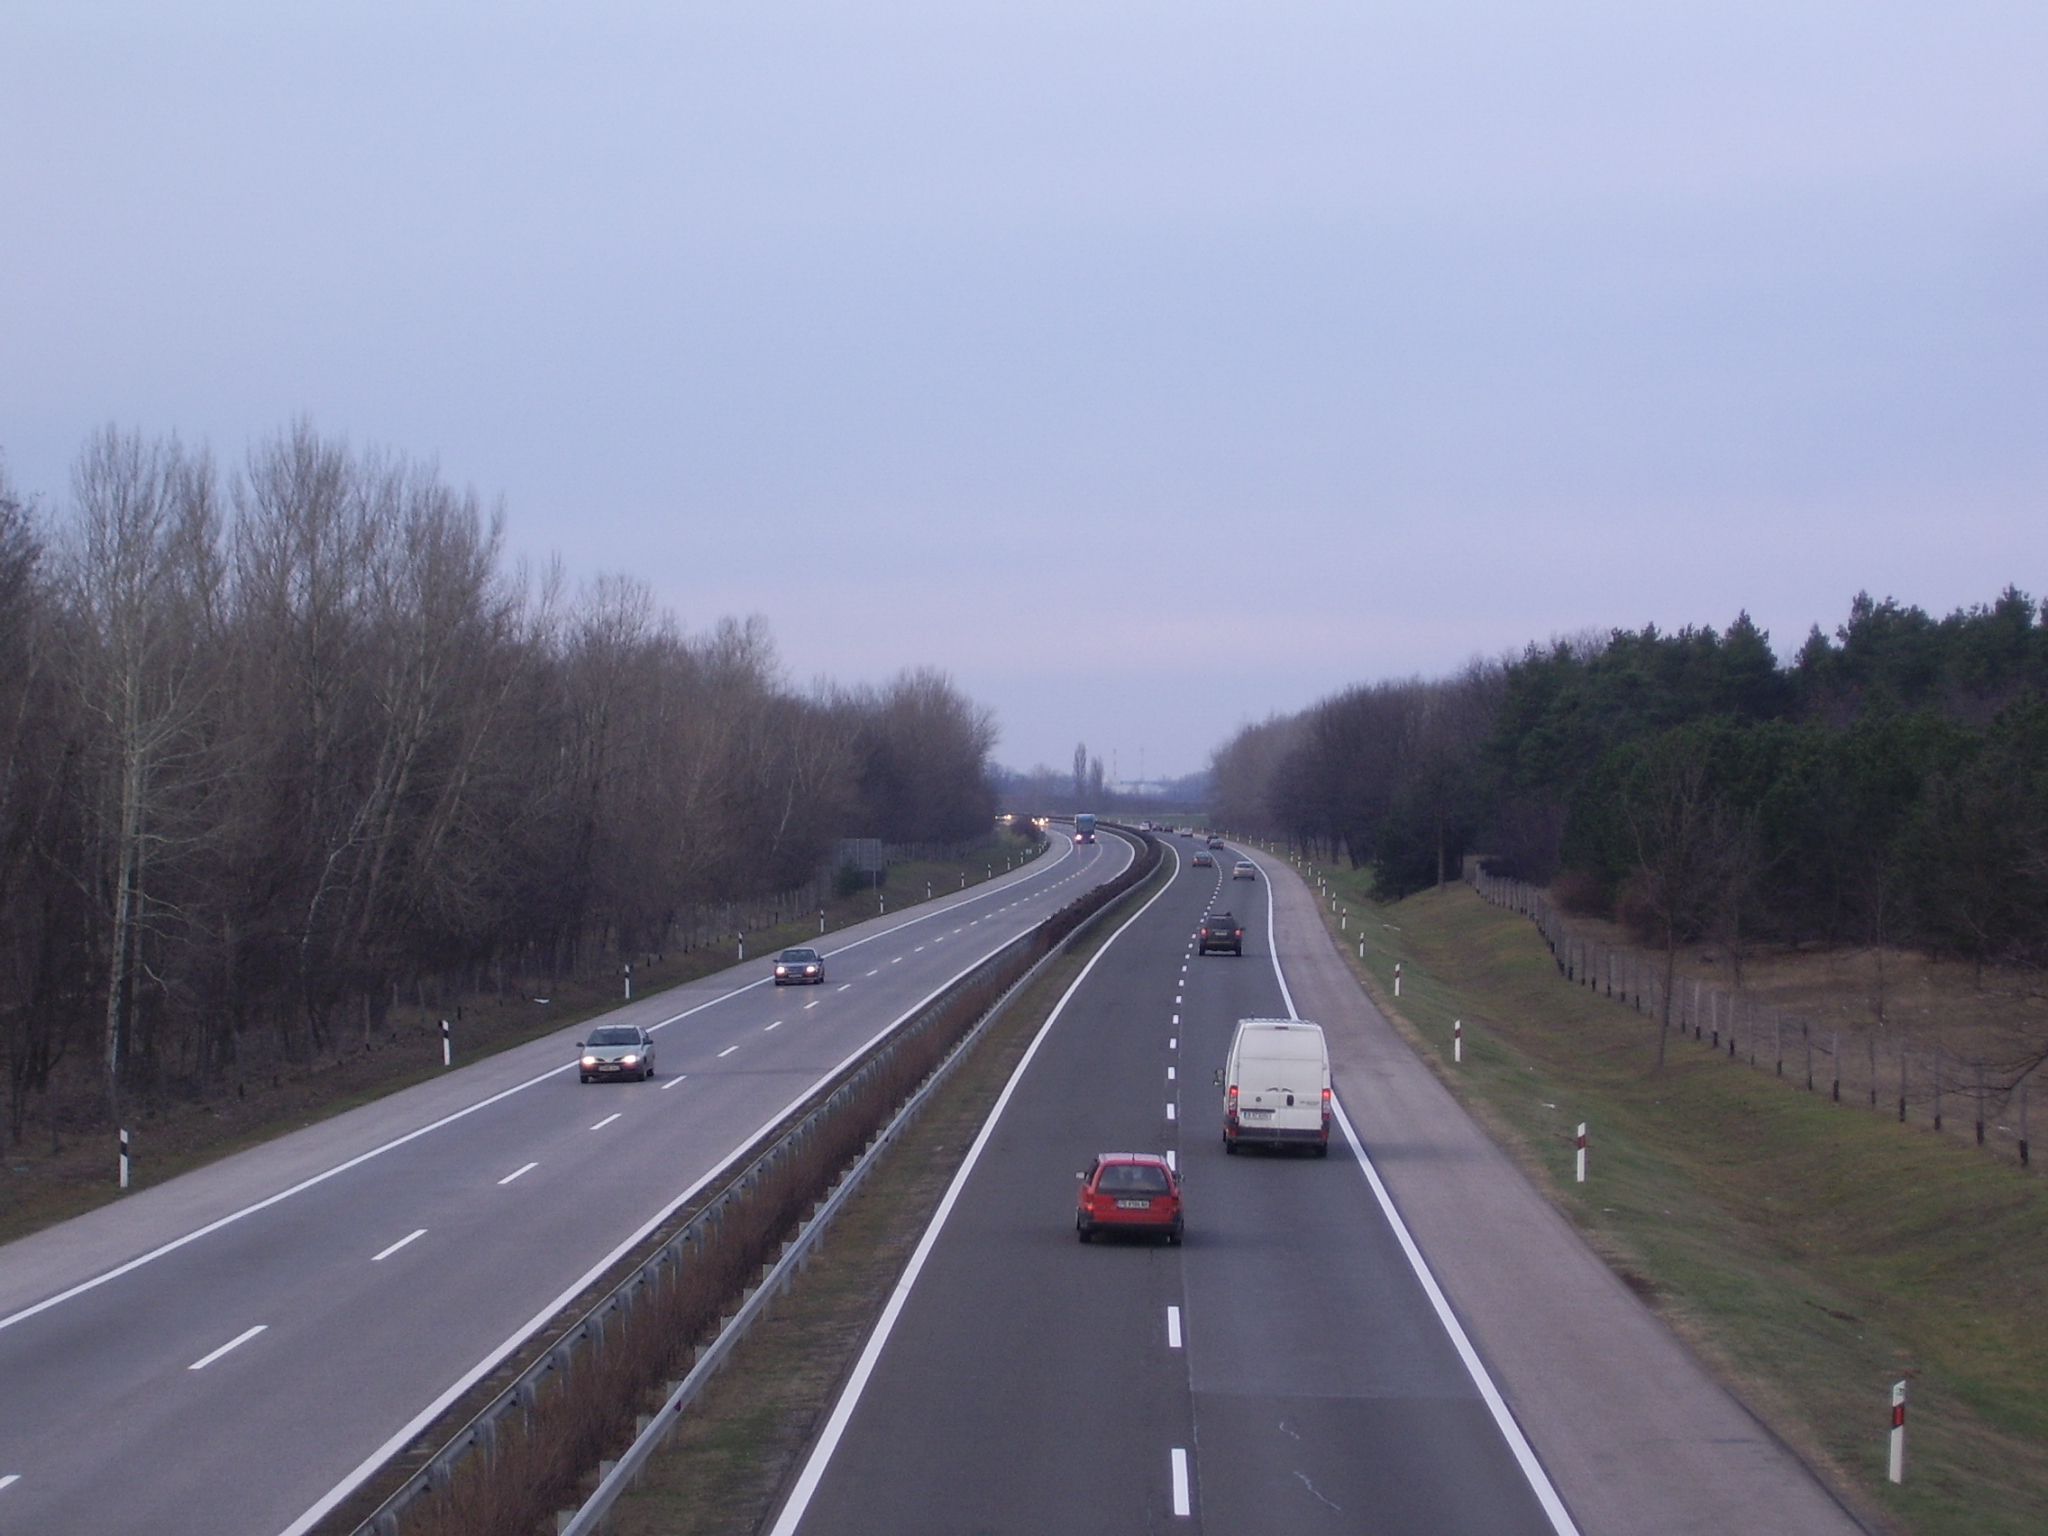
4,2,2044,780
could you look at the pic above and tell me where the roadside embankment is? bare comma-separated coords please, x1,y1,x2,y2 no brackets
1283,854,2048,1536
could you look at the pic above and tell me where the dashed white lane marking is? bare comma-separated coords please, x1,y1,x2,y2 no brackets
498,1161,538,1186
1172,1014,1179,1026
717,1045,739,1058
1175,995,1183,1005
1169,1037,1177,1050
189,1325,266,1371
1167,1306,1183,1348
372,1229,427,1263
0,1474,17,1492
837,983,852,992
590,1112,622,1130
1165,1149,1177,1172
1166,1103,1177,1121
804,1000,819,1010
891,956,903,963
765,1021,782,1032
866,969,879,977
660,1073,689,1090
1171,1448,1191,1516
914,945,926,953
1167,1067,1175,1081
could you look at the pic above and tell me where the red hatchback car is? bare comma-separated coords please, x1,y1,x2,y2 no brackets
1075,1153,1183,1244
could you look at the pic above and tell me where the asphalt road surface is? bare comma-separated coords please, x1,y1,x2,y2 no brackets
0,831,1130,1536
771,837,1865,1536
775,839,1560,1536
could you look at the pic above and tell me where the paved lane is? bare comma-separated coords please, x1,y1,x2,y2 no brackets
0,833,1130,1536
775,838,1557,1535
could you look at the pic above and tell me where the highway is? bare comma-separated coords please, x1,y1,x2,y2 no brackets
771,837,1561,1535
0,830,1131,1536
768,837,1866,1536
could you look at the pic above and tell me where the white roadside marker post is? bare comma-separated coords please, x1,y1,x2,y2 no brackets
119,1127,130,1189
1889,1380,1907,1482
738,930,746,961
819,906,826,934
1394,961,1402,997
1575,1123,1587,1183
623,963,632,1001
440,1018,451,1068
1454,1019,1463,1064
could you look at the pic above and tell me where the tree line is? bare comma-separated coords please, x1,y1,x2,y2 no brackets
0,424,997,1139
1211,589,2048,974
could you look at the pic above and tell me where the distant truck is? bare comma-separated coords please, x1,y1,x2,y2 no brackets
1074,812,1096,844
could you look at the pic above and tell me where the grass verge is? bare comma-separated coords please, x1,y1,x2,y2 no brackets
1282,852,2048,1536
598,848,1171,1536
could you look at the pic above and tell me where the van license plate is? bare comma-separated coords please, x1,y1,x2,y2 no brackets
1240,1109,1273,1119
1116,1199,1151,1209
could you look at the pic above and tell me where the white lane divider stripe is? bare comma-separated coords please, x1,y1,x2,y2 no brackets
1166,1306,1183,1348
660,1073,689,1091
803,1000,819,1010
837,984,852,992
866,969,879,977
275,836,1135,1536
1332,1100,1579,1533
1165,1149,1177,1172
0,1474,17,1492
590,1113,622,1130
765,1021,782,1032
498,1162,538,1186
1166,1102,1177,1121
1170,1447,1191,1516
764,836,1179,1536
371,1229,427,1263
1166,1066,1175,1081
1169,1037,1177,1050
189,1325,266,1371
717,1045,739,1058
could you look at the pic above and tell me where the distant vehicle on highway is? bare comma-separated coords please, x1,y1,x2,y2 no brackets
1232,858,1258,879
1206,835,1225,849
579,1024,656,1083
1191,851,1214,868
1197,912,1242,954
1075,812,1096,844
1178,827,1194,837
1221,1019,1331,1155
774,946,824,984
1075,1153,1183,1244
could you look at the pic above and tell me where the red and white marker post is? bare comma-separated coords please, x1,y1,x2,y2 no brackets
1575,1123,1587,1183
1888,1380,1907,1483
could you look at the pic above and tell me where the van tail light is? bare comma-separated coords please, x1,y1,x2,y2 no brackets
1322,1087,1333,1118
1226,1085,1239,1120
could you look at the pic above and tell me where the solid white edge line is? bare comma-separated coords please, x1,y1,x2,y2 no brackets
764,838,1179,1536
371,1229,427,1263
1262,850,1575,1533
1170,1446,1191,1516
0,834,1104,1341
189,1324,266,1371
1333,1107,1579,1529
276,835,1139,1536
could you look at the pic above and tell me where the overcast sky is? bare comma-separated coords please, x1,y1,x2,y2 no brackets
3,2,2043,780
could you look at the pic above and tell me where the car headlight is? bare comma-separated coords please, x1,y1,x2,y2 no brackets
805,965,819,974
775,966,788,975
581,1055,598,1067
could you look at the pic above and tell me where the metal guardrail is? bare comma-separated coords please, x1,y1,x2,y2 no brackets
350,826,1158,1536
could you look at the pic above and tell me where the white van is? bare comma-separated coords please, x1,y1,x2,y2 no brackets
1221,1018,1331,1156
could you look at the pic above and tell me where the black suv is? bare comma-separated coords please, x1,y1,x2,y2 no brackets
1198,913,1243,956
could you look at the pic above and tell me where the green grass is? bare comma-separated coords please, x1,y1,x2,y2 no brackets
1277,851,2048,1535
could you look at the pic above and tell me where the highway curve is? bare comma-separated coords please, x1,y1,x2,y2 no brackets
0,832,1131,1536
766,838,1865,1536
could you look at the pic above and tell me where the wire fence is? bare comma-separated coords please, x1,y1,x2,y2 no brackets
1466,868,2038,1171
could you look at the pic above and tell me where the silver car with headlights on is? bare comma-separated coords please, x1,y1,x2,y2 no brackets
579,1024,656,1082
